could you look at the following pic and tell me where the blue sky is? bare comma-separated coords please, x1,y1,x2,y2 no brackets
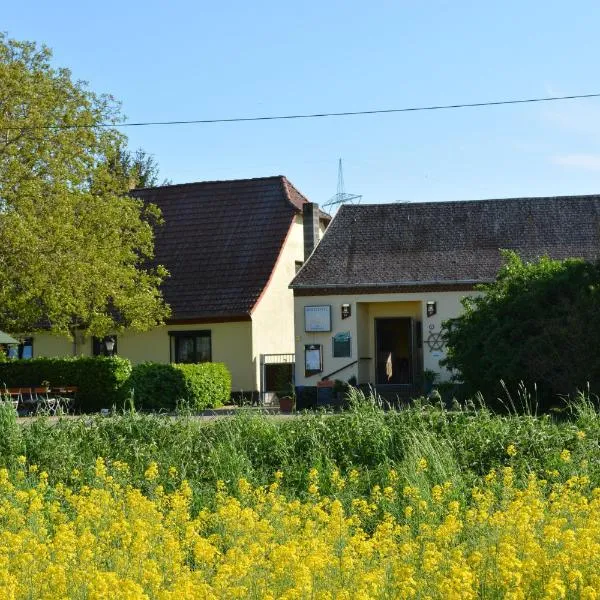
4,1,600,205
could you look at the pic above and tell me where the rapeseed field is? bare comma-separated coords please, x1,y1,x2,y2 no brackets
0,456,599,599
1,393,600,598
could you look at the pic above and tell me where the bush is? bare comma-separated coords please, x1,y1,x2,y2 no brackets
442,252,600,410
128,362,231,411
0,356,132,412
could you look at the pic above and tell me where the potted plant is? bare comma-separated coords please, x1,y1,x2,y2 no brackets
277,380,296,413
422,369,439,395
333,379,350,406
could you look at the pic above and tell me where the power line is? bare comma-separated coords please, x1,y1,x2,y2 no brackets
3,92,600,131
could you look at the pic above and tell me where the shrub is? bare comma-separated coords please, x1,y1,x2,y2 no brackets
127,363,184,411
177,362,231,411
442,252,600,411
0,356,131,412
128,362,231,411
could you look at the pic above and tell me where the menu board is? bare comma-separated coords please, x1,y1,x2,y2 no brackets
304,344,323,376
304,305,331,332
332,332,351,358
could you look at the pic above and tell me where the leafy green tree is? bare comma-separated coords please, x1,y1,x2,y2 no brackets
0,34,169,337
109,146,171,190
441,251,600,410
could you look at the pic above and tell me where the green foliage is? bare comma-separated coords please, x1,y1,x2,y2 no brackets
0,34,169,336
441,252,600,410
129,362,231,411
109,146,170,190
128,363,184,411
3,391,599,511
0,403,24,467
177,363,231,410
0,356,131,412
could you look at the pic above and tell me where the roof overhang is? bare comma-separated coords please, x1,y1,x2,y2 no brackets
166,314,252,325
292,280,488,296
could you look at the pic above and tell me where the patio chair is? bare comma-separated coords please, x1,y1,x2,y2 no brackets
33,387,59,416
1,386,23,410
51,386,77,413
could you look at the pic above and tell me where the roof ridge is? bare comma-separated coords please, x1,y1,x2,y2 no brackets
280,176,309,211
342,193,600,209
134,175,285,192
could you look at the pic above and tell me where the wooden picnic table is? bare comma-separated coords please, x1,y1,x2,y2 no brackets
1,386,78,415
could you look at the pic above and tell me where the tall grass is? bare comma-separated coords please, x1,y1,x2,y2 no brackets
0,390,598,510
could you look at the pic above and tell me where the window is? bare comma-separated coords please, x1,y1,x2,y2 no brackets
6,337,33,359
92,336,118,356
169,330,211,363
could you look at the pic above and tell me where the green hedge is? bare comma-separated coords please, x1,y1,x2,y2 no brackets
0,356,132,412
128,362,231,411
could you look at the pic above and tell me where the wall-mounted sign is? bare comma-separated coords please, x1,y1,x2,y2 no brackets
341,303,351,319
304,305,332,332
332,331,351,358
426,301,437,317
425,331,444,351
305,344,323,376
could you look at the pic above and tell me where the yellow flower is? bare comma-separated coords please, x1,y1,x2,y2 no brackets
383,486,395,501
417,457,428,472
144,461,159,480
577,430,586,440
94,457,106,479
506,444,517,457
1,455,600,597
388,469,399,486
330,469,345,491
308,483,319,496
560,449,572,463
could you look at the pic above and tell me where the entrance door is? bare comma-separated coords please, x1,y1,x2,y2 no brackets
375,318,421,384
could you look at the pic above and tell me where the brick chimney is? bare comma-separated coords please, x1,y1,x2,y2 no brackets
303,202,320,262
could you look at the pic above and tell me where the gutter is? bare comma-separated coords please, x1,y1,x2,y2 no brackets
290,279,490,290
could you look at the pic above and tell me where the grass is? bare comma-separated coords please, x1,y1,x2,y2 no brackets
1,390,600,597
1,388,598,512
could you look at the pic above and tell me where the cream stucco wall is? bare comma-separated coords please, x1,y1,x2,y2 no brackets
27,332,92,358
118,322,255,392
29,322,255,392
251,216,304,389
294,290,473,387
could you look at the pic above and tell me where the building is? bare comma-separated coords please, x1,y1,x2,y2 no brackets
290,195,600,401
28,176,329,397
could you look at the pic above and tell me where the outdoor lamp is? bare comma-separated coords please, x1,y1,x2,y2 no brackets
104,337,115,355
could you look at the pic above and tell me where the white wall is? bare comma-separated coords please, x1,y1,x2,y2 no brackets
251,215,304,390
293,290,474,386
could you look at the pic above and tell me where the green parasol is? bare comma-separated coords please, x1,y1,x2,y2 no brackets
0,331,19,345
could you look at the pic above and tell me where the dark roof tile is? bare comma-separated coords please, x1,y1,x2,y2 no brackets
133,176,309,320
291,195,600,289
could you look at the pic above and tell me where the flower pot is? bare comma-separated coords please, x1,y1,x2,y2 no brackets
278,396,294,413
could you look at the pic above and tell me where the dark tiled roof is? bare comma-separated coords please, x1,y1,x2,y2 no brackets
291,195,600,289
133,176,310,320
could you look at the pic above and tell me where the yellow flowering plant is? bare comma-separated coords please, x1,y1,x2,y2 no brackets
0,458,598,599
